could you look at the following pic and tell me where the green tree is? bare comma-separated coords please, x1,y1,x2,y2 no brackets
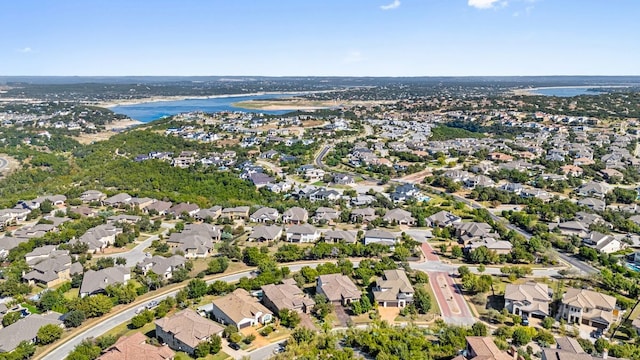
229,333,242,344
471,322,487,336
413,287,432,314
37,324,64,345
279,309,301,328
207,256,229,274
64,310,86,328
541,316,555,330
512,327,533,346
186,279,208,299
451,246,463,258
84,294,113,317
2,311,21,327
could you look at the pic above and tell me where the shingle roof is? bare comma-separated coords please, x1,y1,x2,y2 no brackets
98,332,175,360
155,309,224,349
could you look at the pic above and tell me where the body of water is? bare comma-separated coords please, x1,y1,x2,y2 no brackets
110,93,295,122
528,86,609,97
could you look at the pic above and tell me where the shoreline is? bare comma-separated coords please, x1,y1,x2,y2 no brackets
93,90,339,108
512,85,629,96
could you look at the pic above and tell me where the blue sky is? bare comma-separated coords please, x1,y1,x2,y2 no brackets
0,0,638,76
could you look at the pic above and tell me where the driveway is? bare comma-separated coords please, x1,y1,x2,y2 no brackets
100,222,174,267
333,304,350,327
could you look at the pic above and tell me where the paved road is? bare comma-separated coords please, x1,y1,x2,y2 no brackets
0,157,8,171
40,261,354,360
97,223,174,267
247,340,287,360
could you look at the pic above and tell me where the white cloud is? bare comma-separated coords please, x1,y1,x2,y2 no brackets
380,0,401,10
468,0,503,9
343,51,364,64
17,47,33,53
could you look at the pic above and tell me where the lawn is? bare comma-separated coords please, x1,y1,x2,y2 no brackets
21,302,40,315
175,351,231,360
103,318,156,339
63,288,79,300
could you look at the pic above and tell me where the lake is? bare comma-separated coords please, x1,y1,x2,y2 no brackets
528,86,609,97
110,93,294,122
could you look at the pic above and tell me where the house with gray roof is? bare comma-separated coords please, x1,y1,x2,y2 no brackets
0,236,28,259
363,229,397,247
578,197,606,212
155,309,224,355
282,207,309,224
313,207,341,224
285,224,320,243
249,207,280,223
103,193,132,207
372,270,414,308
558,288,617,329
582,231,625,254
137,255,186,280
144,200,173,215
504,282,552,319
247,225,283,242
194,205,222,221
80,190,106,203
577,182,611,198
107,214,142,224
262,279,315,314
382,208,415,226
80,266,131,297
23,251,78,288
426,210,461,227
69,223,122,253
0,312,63,353
350,207,378,223
168,203,200,218
209,289,273,330
316,274,361,306
166,223,221,258
324,230,357,244
220,206,250,220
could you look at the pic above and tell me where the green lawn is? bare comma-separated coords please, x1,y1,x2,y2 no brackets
63,288,79,300
175,352,231,360
21,303,41,314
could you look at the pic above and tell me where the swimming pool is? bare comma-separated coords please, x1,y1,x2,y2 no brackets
625,262,640,272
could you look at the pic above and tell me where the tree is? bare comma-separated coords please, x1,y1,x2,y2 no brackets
209,335,222,354
413,287,432,314
84,294,113,317
186,279,208,299
512,327,533,346
313,294,332,320
451,246,463,258
541,316,555,330
115,257,127,265
471,322,487,336
207,256,229,274
477,264,486,273
39,290,67,312
131,310,154,329
2,311,21,327
594,338,609,354
195,342,211,358
37,324,63,345
64,310,86,328
229,333,242,344
279,309,301,328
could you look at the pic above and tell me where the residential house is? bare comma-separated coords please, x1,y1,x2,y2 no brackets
0,312,64,353
363,229,397,247
247,225,283,242
209,289,273,329
577,182,611,198
583,231,625,254
333,174,355,185
194,206,222,221
220,206,250,220
548,221,590,237
249,207,280,223
0,236,28,259
382,208,415,226
426,211,462,227
488,152,514,162
69,224,122,253
99,332,175,360
578,197,606,212
166,224,220,258
390,183,420,202
458,336,513,360
128,197,155,210
80,190,107,203
145,201,173,216
313,207,341,224
80,266,131,297
155,309,224,355
137,255,186,280
107,214,142,224
464,175,495,189
323,230,357,244
504,282,552,319
23,250,78,288
261,279,315,314
350,208,378,223
558,288,617,329
168,203,200,218
316,274,361,305
304,167,325,181
372,269,414,308
285,224,320,243
560,165,584,177
351,195,375,207
103,193,132,207
282,207,309,224
542,337,617,360
466,238,513,255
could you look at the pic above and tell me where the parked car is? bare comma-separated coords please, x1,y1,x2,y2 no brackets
229,343,241,351
522,317,529,326
146,300,159,309
135,306,146,314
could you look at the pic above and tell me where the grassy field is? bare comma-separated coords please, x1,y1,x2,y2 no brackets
175,351,231,360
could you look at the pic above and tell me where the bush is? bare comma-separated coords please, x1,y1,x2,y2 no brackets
243,334,256,344
37,324,63,345
64,310,86,328
260,325,274,336
542,316,555,330
229,333,242,344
